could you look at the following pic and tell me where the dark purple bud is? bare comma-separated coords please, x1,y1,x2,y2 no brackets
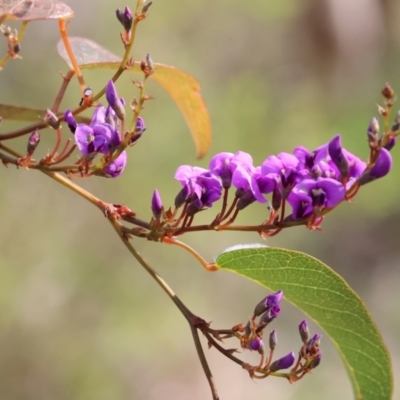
367,117,379,147
44,109,60,129
64,110,77,134
129,116,146,145
269,330,277,350
116,6,133,31
358,148,392,185
299,320,309,344
13,43,21,54
391,110,400,132
174,184,191,208
253,290,283,317
258,305,280,331
27,129,40,154
105,80,125,120
151,189,163,219
101,151,127,178
269,352,295,372
309,350,322,369
383,136,397,151
186,198,203,216
328,135,349,178
306,333,321,353
271,181,282,211
247,337,264,353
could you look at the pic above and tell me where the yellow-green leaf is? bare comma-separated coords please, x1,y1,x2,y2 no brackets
216,246,393,400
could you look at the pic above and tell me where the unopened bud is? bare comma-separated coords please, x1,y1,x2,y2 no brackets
142,1,153,13
105,80,125,120
253,290,283,317
27,129,40,154
44,109,60,129
174,184,191,208
269,352,295,372
309,350,322,369
79,87,93,107
151,189,163,219
13,43,21,54
269,330,277,350
306,333,321,353
367,117,379,147
257,305,280,331
129,117,146,145
359,148,392,185
328,135,349,178
382,83,395,100
247,337,264,353
298,320,309,344
116,6,133,31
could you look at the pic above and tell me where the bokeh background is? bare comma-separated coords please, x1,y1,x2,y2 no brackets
1,0,399,399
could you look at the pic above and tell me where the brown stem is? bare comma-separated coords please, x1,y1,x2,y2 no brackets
52,70,75,113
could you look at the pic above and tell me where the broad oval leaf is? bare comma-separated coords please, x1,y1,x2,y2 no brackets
0,0,73,21
216,247,392,400
56,37,211,159
0,103,90,123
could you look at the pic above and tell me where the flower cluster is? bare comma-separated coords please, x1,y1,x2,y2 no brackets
238,291,321,381
170,129,393,225
64,80,145,178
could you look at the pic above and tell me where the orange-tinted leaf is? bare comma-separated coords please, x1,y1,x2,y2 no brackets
56,37,121,68
76,60,211,159
0,0,73,21
0,103,90,123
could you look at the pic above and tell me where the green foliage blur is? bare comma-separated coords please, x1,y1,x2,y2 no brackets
0,1,399,399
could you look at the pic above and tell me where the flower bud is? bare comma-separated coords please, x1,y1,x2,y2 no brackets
64,110,77,134
306,333,321,353
253,290,283,317
116,6,133,31
247,337,264,353
309,350,322,369
382,83,395,100
44,109,60,129
358,148,392,185
174,184,191,208
367,117,379,148
258,305,280,331
106,80,125,120
151,189,163,219
129,116,146,145
328,135,349,178
383,136,396,151
298,320,309,344
27,129,40,154
142,1,153,13
269,330,277,350
269,352,295,372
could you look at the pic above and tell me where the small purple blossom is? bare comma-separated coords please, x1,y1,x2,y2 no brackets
27,129,40,154
232,165,266,208
98,151,127,178
359,148,392,185
269,352,295,372
64,110,77,134
253,290,283,316
306,333,321,353
209,151,253,188
259,305,281,328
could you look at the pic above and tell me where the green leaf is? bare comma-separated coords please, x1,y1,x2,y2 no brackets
56,37,212,159
0,103,90,123
216,246,393,400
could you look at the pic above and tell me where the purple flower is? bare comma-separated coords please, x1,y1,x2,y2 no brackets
174,165,222,213
294,143,328,173
358,148,392,185
306,333,321,353
261,152,301,197
151,189,163,219
27,129,40,154
383,136,396,151
105,80,125,120
269,352,295,372
232,165,266,208
98,151,127,178
64,110,77,134
289,178,345,215
253,290,283,316
209,151,253,188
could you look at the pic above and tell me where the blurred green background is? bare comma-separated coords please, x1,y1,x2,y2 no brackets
1,0,400,399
